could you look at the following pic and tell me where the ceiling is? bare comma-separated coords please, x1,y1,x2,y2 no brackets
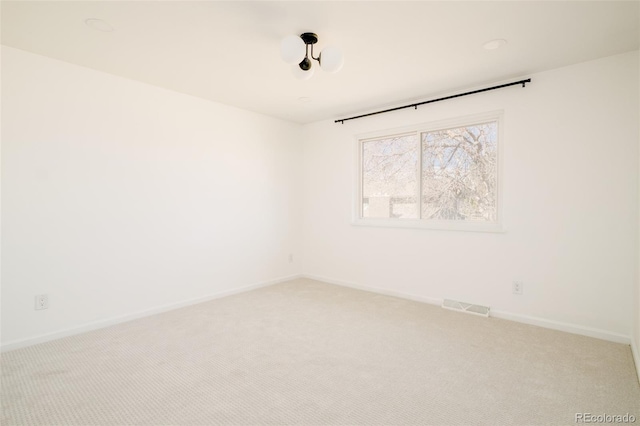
2,1,638,124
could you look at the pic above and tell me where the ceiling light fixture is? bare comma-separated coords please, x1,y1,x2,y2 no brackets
280,33,344,80
483,39,507,50
84,18,114,32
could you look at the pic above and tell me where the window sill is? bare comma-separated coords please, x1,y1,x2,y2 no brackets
352,218,506,233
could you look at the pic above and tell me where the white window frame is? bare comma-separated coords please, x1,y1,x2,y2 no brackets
353,111,504,233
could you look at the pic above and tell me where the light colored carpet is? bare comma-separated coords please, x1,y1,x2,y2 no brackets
2,278,639,425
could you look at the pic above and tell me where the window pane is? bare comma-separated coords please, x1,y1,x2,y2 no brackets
421,122,497,222
362,134,418,219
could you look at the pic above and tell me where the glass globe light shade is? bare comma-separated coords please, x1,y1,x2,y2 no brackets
292,64,315,80
280,35,306,64
319,46,344,73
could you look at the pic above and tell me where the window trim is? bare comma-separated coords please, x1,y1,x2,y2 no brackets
353,111,505,233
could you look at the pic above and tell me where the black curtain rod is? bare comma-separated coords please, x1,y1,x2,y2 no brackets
334,78,531,124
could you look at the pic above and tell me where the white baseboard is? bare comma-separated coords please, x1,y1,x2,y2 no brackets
1,274,302,352
302,274,442,306
631,338,640,384
302,274,631,345
490,310,630,344
4,273,634,358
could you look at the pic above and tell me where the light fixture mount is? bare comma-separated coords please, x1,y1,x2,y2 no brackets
300,33,318,45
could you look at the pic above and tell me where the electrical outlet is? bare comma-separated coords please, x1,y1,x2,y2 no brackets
512,281,523,295
288,253,294,263
35,294,49,310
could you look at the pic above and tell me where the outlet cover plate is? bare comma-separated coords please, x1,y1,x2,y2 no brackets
512,281,523,295
35,294,49,310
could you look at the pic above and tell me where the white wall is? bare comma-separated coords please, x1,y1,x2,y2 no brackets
2,46,639,353
302,51,639,341
1,47,303,347
635,66,640,378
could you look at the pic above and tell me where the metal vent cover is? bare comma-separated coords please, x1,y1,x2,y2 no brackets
442,299,490,317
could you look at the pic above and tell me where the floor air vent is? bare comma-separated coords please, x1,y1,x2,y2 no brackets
442,299,490,317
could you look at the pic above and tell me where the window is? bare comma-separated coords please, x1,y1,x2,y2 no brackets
356,112,502,232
